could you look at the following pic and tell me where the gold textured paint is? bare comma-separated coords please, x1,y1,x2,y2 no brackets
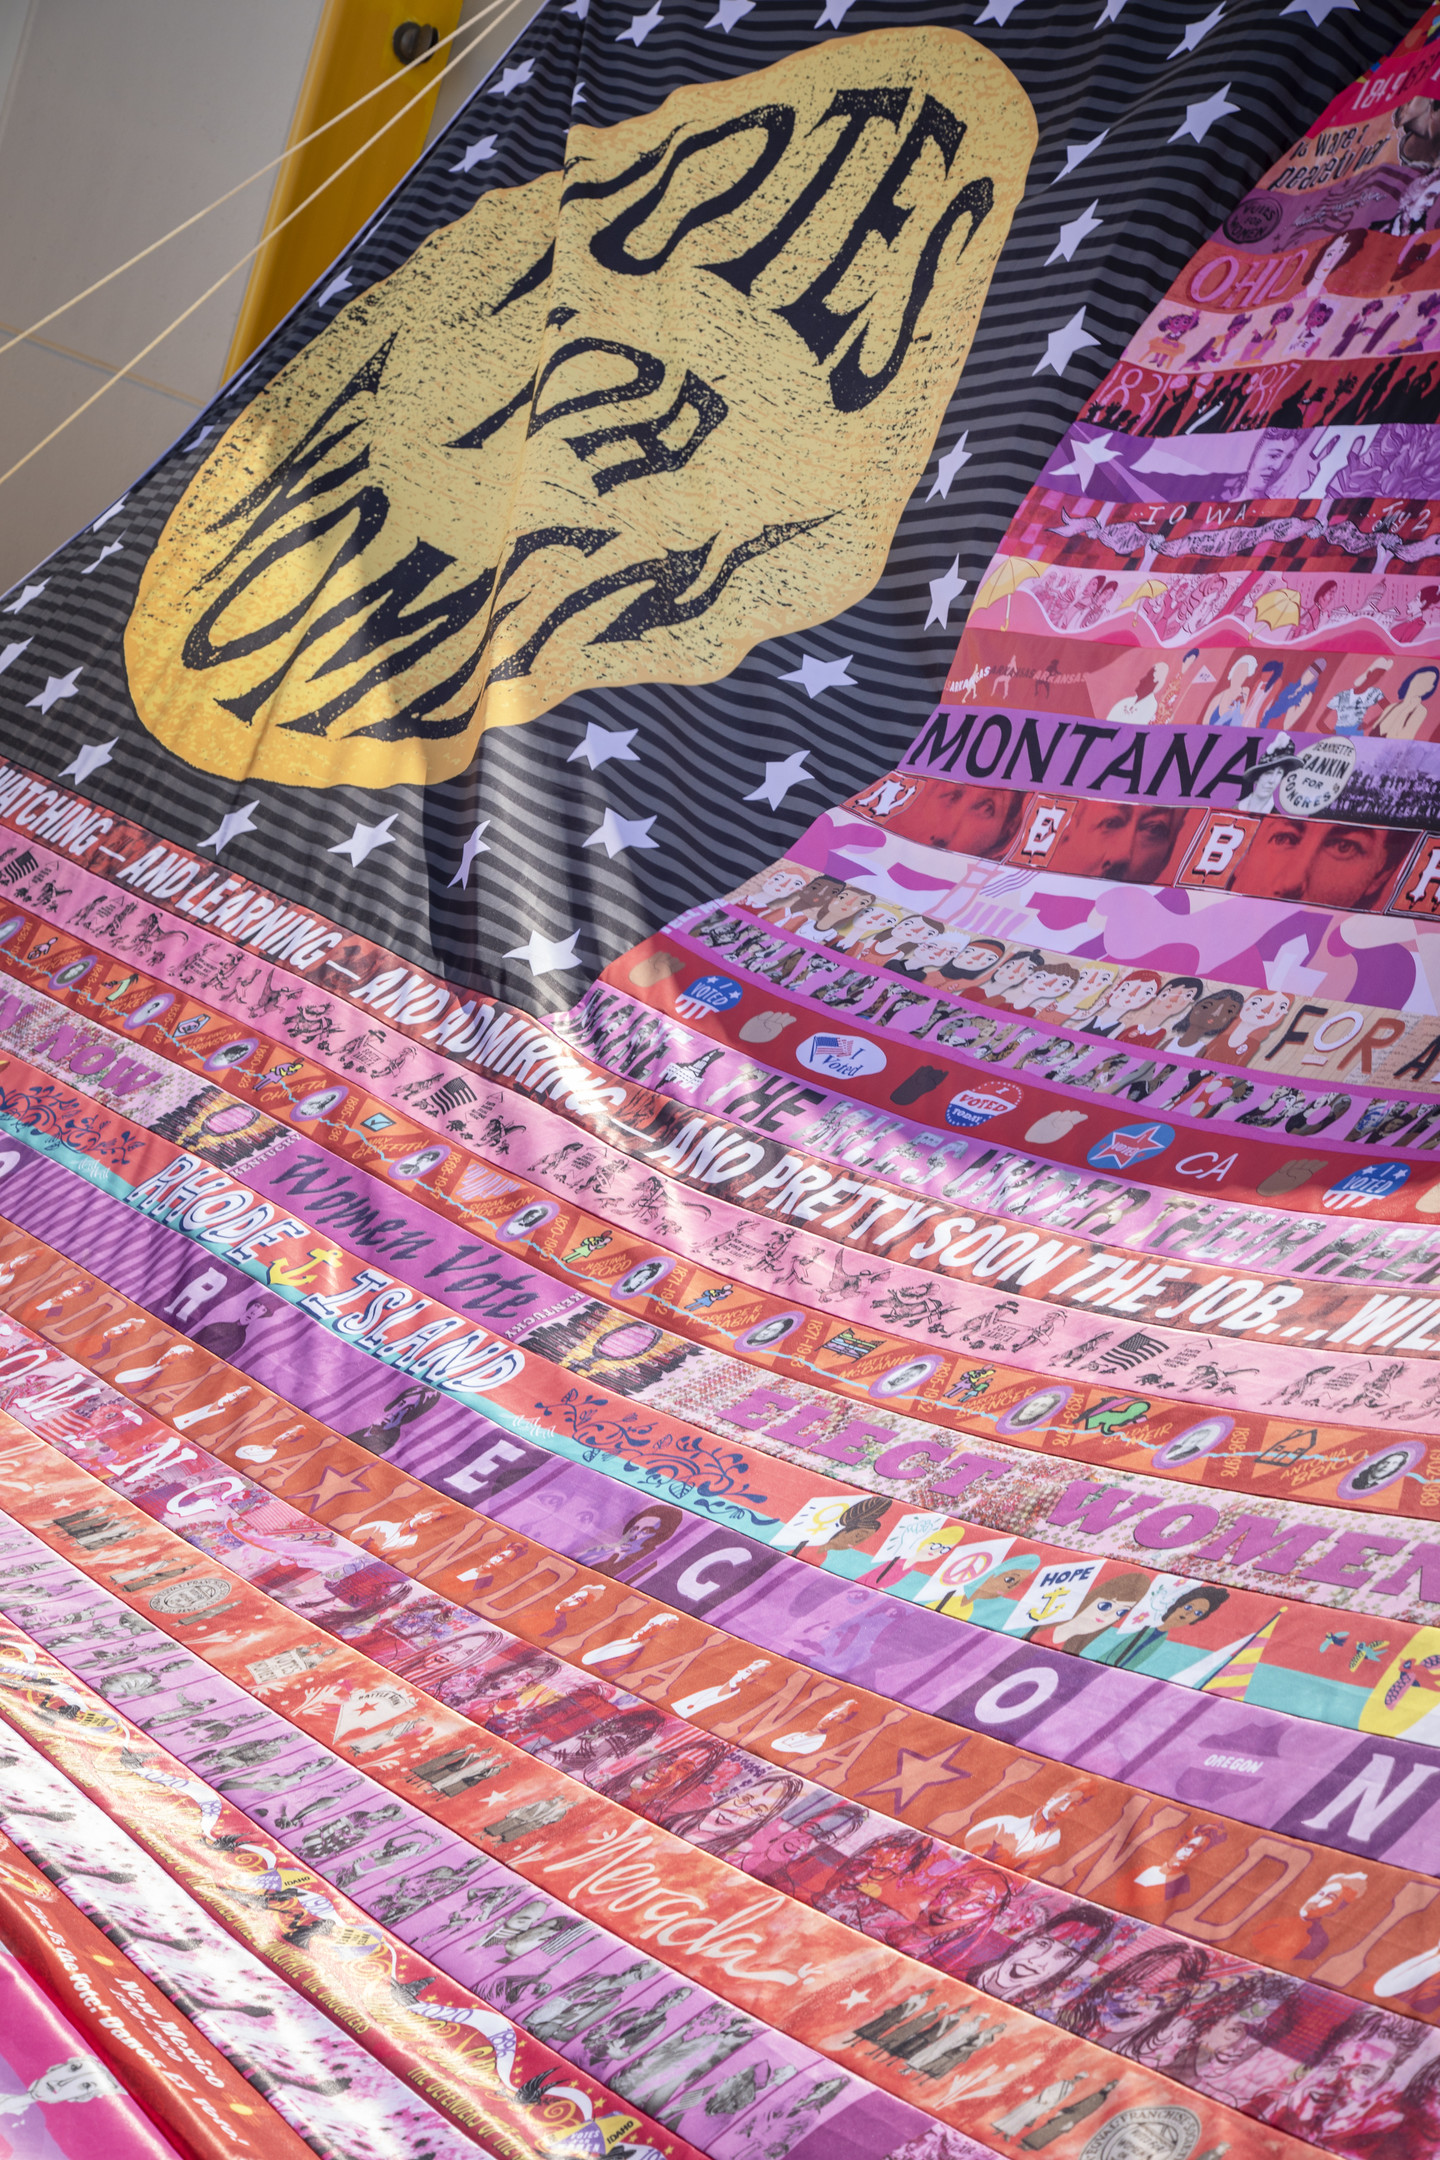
125,29,1035,789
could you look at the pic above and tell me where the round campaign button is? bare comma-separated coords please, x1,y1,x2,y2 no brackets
675,974,744,1020
1223,192,1281,244
1278,738,1356,816
946,1078,1022,1128
796,1032,887,1080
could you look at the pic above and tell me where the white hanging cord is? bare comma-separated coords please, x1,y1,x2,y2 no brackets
0,0,534,494
0,0,515,367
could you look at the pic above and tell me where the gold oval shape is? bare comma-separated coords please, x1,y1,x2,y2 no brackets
125,28,1035,789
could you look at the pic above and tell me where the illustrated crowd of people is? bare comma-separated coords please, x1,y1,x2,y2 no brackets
734,866,1407,1080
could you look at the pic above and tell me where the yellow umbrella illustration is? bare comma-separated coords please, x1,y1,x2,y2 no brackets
1118,576,1169,628
976,554,1045,625
1121,577,1168,608
1255,584,1302,630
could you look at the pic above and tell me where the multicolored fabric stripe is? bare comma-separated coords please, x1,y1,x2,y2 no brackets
12,5,1440,2159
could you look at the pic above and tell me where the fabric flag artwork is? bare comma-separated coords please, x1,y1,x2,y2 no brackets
17,0,1440,2155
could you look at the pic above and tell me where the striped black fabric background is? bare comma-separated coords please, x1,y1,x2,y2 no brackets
0,0,1421,1013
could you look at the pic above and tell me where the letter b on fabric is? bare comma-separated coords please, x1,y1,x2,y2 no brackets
123,29,1033,788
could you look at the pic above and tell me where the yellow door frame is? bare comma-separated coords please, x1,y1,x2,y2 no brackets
223,0,463,380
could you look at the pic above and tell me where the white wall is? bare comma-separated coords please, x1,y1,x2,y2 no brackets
0,0,546,594
0,0,326,590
